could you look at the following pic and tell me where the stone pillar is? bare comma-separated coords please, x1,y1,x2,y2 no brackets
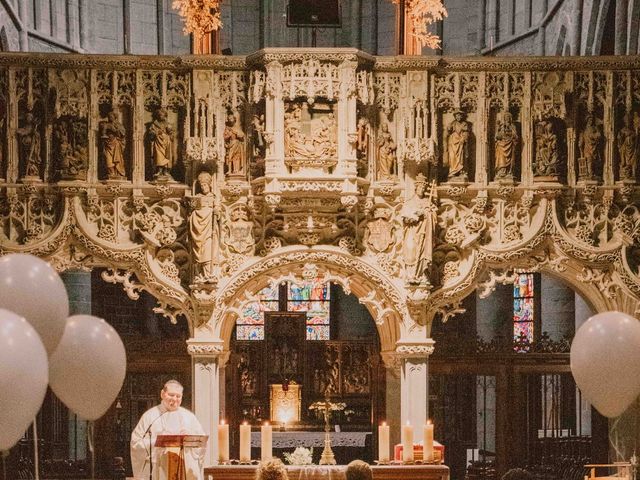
615,0,628,55
187,339,229,467
60,270,91,461
381,351,402,454
396,339,434,444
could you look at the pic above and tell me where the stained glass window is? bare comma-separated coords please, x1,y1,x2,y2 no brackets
513,273,534,352
236,279,331,340
236,284,279,340
288,278,330,340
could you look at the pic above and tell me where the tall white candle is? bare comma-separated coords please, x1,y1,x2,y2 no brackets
239,422,251,463
217,420,229,464
424,420,434,462
261,422,272,461
402,421,414,463
378,422,390,463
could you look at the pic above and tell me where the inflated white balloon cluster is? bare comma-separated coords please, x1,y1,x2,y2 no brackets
570,311,640,418
0,253,127,451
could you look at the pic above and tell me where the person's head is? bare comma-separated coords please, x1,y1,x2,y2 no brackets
197,171,212,193
256,458,288,480
160,380,183,411
454,109,464,120
414,173,427,196
501,468,534,480
345,460,372,480
108,111,119,122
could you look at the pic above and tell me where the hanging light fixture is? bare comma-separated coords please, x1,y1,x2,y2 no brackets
172,0,222,37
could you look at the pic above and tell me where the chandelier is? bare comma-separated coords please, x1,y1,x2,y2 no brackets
392,0,448,50
172,0,222,36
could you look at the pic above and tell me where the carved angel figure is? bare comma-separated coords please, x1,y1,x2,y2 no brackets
445,109,470,180
494,112,519,180
189,171,220,283
100,111,127,179
617,112,638,181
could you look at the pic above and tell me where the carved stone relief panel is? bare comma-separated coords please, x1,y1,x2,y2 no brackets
284,100,338,173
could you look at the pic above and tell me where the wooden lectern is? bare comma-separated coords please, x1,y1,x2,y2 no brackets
155,434,208,480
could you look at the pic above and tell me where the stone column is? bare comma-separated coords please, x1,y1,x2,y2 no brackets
396,339,435,444
187,339,229,467
615,0,628,55
381,351,402,454
60,270,91,461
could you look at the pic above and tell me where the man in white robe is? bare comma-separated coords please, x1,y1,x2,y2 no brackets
130,380,206,480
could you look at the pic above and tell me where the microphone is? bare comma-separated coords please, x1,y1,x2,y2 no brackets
143,410,169,480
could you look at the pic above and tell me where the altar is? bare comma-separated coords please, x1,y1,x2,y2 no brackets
250,432,371,448
249,432,372,464
205,464,450,480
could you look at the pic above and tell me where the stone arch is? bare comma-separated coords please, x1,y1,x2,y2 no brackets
204,246,407,354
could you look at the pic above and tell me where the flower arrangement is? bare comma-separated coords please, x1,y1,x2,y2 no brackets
172,0,222,36
284,447,314,465
391,0,448,50
308,400,346,412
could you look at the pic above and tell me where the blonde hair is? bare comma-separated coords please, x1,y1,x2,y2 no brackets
256,459,288,480
345,460,372,480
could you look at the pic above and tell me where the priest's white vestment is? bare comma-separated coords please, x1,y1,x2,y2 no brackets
130,405,206,480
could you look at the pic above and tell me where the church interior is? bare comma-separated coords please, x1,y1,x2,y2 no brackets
0,1,640,479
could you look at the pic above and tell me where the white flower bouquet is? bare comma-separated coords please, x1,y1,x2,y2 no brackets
284,447,314,465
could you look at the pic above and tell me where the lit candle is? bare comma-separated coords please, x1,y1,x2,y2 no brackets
239,422,251,463
378,422,390,463
261,422,272,461
217,420,229,464
402,421,414,463
424,420,434,462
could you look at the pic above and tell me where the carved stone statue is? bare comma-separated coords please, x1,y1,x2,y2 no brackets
251,113,265,159
494,112,519,180
445,109,470,180
356,117,370,159
100,111,126,179
400,174,437,285
16,112,42,179
377,122,396,179
578,113,602,180
617,112,638,181
224,111,246,175
189,171,220,283
534,120,559,177
147,107,175,179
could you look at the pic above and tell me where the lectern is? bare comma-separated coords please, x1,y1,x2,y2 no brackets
155,434,208,480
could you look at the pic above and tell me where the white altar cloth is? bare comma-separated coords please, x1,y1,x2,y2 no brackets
250,432,371,448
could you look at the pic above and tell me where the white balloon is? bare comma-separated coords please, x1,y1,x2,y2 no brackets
0,253,69,356
570,311,640,418
49,315,127,421
0,309,49,450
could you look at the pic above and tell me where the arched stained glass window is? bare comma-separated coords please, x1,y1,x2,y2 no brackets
513,272,534,352
236,278,331,341
237,284,279,340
